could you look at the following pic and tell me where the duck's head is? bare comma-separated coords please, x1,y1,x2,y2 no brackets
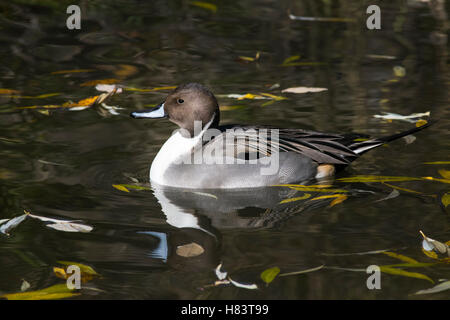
131,83,220,137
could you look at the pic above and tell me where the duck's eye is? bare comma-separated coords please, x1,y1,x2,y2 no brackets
177,98,184,104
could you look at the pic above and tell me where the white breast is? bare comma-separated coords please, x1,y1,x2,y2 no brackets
150,130,202,185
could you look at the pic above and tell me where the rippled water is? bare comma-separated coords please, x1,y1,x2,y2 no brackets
0,1,449,299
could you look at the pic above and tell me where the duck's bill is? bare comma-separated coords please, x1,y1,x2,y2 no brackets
130,103,167,119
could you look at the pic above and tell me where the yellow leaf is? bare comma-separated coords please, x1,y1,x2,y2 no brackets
80,79,119,87
57,261,99,276
311,194,347,201
416,119,428,127
421,177,450,184
37,110,50,116
382,251,419,264
382,183,423,195
393,66,406,77
237,93,264,100
329,194,348,207
112,184,130,192
337,175,423,183
438,170,450,180
53,267,67,280
280,193,311,204
379,266,434,283
62,96,100,108
259,93,287,100
1,284,79,300
190,1,217,13
423,161,450,165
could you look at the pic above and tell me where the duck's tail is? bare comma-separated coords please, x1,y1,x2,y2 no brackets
348,120,435,155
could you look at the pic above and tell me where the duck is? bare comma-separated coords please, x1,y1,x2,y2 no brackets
131,83,432,189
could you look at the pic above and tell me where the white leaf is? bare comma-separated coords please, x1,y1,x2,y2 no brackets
374,189,400,203
373,111,430,123
0,214,28,235
95,84,123,93
215,263,228,280
46,222,93,233
415,280,450,295
228,277,258,290
281,87,328,94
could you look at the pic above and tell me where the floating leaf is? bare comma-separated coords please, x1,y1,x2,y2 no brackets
279,265,324,277
80,79,119,87
112,184,130,192
190,1,217,13
337,175,422,183
329,194,348,207
438,170,450,180
1,284,79,300
379,266,434,283
0,213,28,236
281,87,328,94
238,52,260,63
374,189,400,202
288,13,356,23
20,279,30,292
311,194,347,201
57,261,99,276
188,191,218,199
416,119,428,127
423,161,450,165
280,193,311,204
176,242,204,257
382,183,424,195
382,251,418,264
442,193,450,208
421,176,450,184
228,277,258,290
260,267,280,284
373,111,430,123
415,280,450,295
420,231,449,256
393,66,406,77
215,263,227,280
46,222,93,233
28,212,93,233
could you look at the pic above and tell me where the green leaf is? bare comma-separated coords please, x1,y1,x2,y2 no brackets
1,284,79,300
260,267,280,284
379,266,434,283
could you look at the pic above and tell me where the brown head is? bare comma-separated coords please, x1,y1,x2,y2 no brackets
131,83,220,137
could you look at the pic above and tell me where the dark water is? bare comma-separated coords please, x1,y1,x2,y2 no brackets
0,1,449,299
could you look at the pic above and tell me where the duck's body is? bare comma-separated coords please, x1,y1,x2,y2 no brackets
131,83,432,189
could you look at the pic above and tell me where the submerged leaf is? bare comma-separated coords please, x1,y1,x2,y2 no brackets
282,55,301,65
423,161,450,165
260,267,280,284
329,194,348,207
51,69,95,75
176,242,204,257
311,194,347,201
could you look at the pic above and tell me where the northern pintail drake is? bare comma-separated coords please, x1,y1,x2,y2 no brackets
131,83,432,189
